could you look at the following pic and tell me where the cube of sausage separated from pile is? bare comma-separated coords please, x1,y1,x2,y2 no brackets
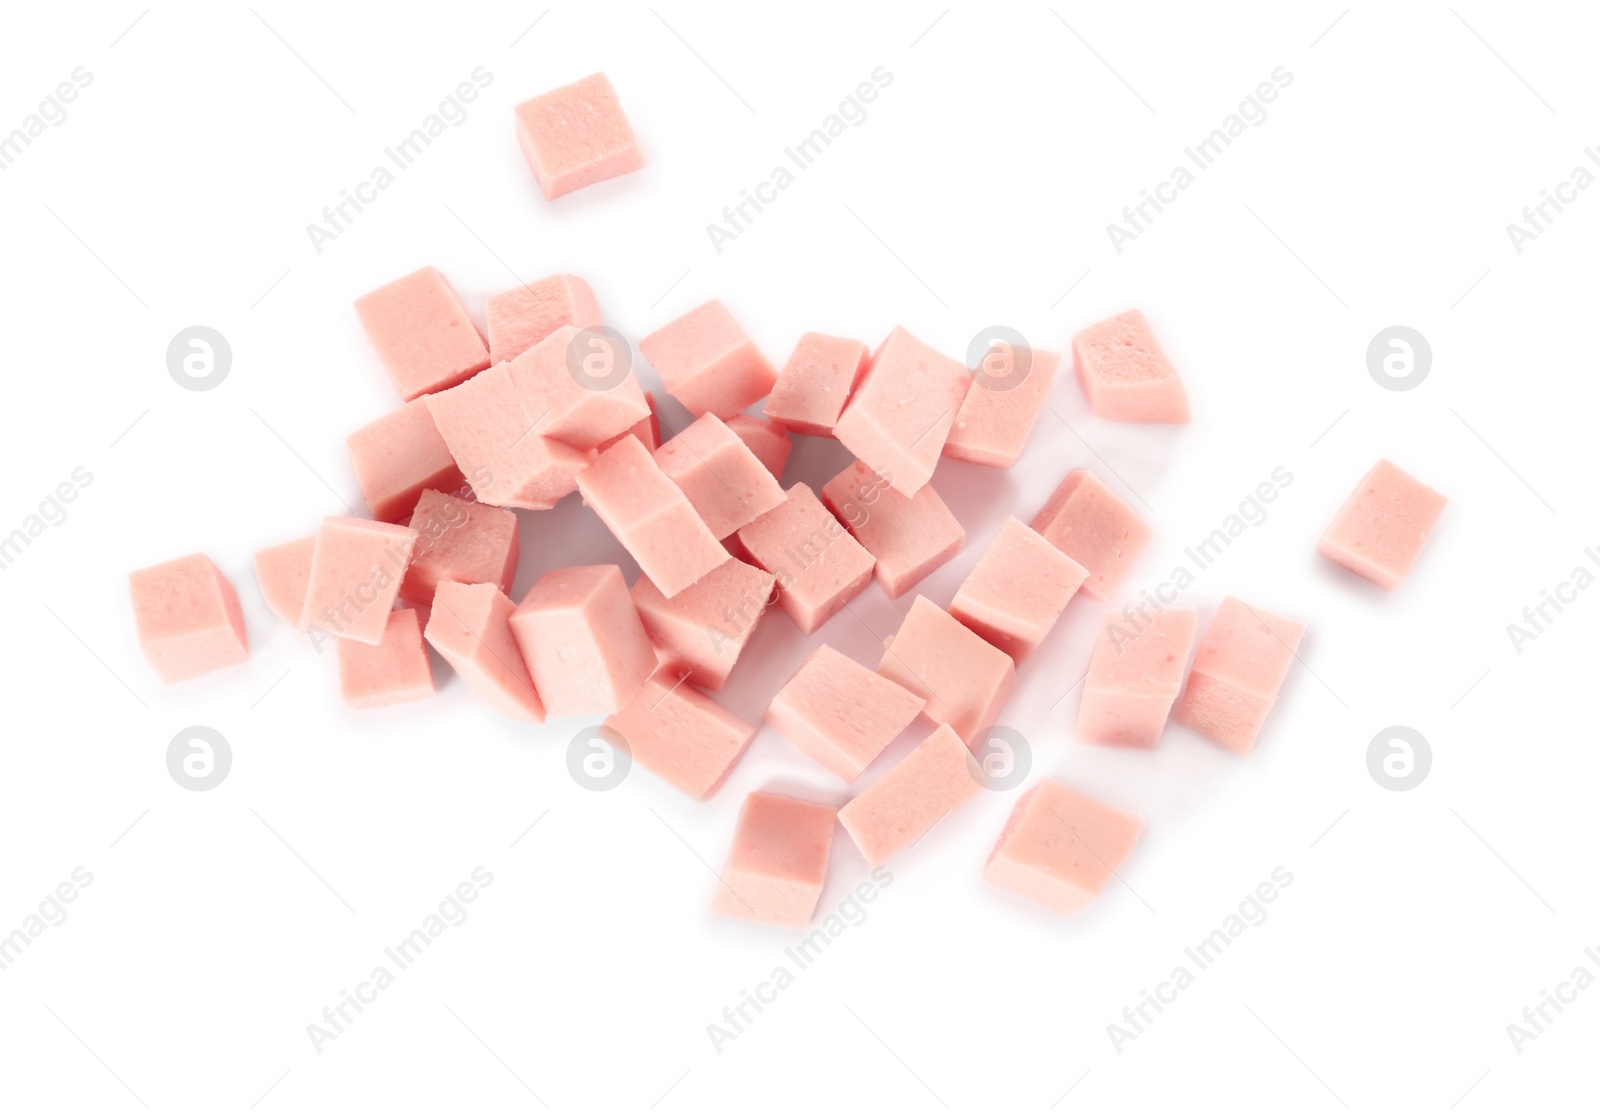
838,724,982,865
984,779,1145,915
425,581,545,722
346,398,465,523
711,792,836,927
1317,458,1446,591
765,333,871,437
724,413,791,481
834,327,971,498
354,266,489,401
822,459,964,599
507,324,651,450
129,553,249,683
337,608,434,709
878,596,1017,746
631,558,776,692
1076,608,1197,747
424,363,592,510
510,565,656,717
299,517,419,645
944,344,1059,468
640,300,777,420
486,273,602,365
734,483,875,634
950,517,1087,663
602,673,756,799
400,490,519,606
577,435,729,597
654,413,786,539
764,645,926,781
1031,469,1151,602
1175,597,1305,754
253,536,314,627
1072,309,1190,424
514,72,644,200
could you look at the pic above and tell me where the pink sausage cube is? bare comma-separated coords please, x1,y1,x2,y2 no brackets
1072,309,1190,424
509,565,655,717
354,266,489,401
838,724,981,865
944,347,1059,468
346,399,465,524
949,517,1087,663
1175,597,1305,754
1317,459,1446,590
1031,469,1151,602
833,327,971,497
336,608,434,709
576,436,729,597
514,72,645,200
631,558,776,692
424,364,592,510
711,791,836,927
486,273,602,365
598,390,662,454
639,300,777,420
765,644,926,781
1076,608,1197,747
508,324,651,450
253,536,314,627
822,460,964,599
765,333,870,436
299,517,419,645
734,483,875,634
603,673,755,799
878,596,1016,745
424,581,544,722
983,779,1145,915
654,413,786,539
400,490,519,606
129,553,249,683
725,413,791,480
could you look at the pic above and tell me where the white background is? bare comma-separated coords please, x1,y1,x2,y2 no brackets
0,1,1592,1114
